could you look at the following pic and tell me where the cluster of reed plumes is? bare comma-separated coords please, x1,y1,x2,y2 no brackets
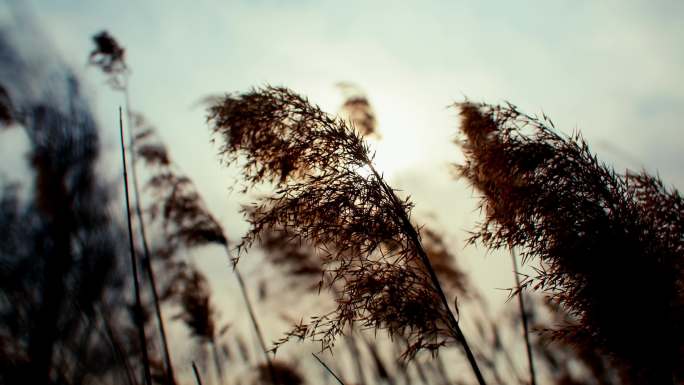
455,102,684,384
336,82,378,138
133,115,227,251
207,87,487,384
3,17,684,385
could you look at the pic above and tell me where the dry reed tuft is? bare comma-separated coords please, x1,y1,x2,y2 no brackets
258,223,325,291
207,86,486,384
131,114,278,382
89,31,127,89
175,268,216,342
133,118,227,250
455,101,684,384
337,82,378,138
421,227,471,300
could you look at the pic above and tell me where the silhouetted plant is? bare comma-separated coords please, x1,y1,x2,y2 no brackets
173,267,226,382
258,217,474,384
135,122,227,250
89,31,127,89
89,31,177,385
455,101,684,385
132,117,278,383
207,86,487,385
527,295,620,385
257,224,325,292
337,82,378,138
119,107,154,385
0,27,148,385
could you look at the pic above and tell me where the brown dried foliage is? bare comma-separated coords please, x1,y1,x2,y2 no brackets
455,101,684,384
259,225,324,290
207,86,462,359
174,268,216,342
337,82,378,138
421,227,471,299
259,221,470,308
89,31,126,75
135,119,227,250
528,297,619,385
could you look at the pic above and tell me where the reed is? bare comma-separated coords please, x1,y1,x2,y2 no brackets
208,86,487,385
191,361,204,385
90,32,177,385
510,249,536,385
132,115,278,384
455,101,683,384
119,107,153,385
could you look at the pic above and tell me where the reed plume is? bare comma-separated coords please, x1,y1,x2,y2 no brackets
337,82,378,138
176,268,216,342
132,117,277,382
90,31,177,385
135,122,226,249
257,223,324,292
173,267,226,383
455,101,683,384
208,86,486,384
89,31,127,88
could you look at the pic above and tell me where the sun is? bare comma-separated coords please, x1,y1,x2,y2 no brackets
363,123,426,181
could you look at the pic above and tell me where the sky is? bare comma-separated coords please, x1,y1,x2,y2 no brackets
2,0,684,381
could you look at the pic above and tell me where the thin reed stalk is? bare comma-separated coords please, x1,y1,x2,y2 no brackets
124,86,177,385
191,361,204,385
345,335,367,385
99,305,139,385
126,106,275,385
368,163,487,385
229,247,276,384
414,360,431,385
433,353,451,385
312,353,346,385
119,107,153,385
208,87,487,385
211,340,224,384
510,248,536,385
90,32,176,384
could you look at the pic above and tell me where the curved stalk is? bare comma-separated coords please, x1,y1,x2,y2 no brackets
510,248,536,385
119,107,152,385
226,245,276,384
123,87,177,385
369,164,487,385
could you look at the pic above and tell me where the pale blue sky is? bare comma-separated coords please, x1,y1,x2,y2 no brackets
21,0,683,178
